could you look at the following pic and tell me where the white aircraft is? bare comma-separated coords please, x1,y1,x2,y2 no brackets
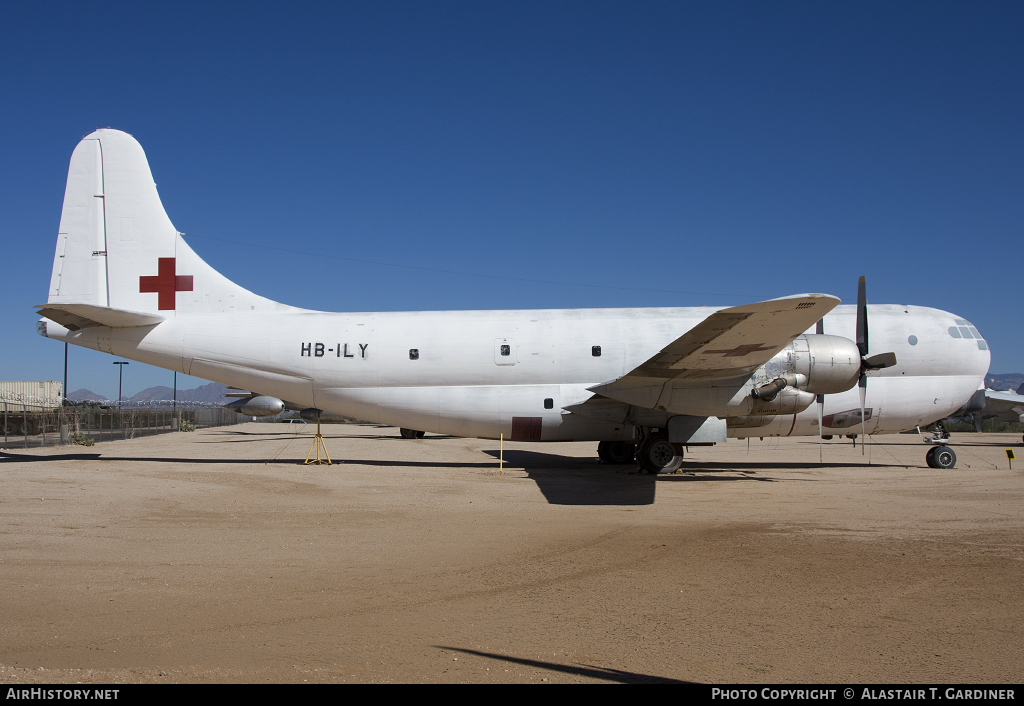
37,129,991,471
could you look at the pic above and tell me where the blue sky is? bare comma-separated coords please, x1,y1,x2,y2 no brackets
1,1,1021,399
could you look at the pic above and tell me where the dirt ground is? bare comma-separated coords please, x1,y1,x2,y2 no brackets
0,423,1021,684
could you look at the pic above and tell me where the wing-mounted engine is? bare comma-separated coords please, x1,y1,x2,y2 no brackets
750,334,863,399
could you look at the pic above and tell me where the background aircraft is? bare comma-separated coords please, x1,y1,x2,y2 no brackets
947,385,1024,442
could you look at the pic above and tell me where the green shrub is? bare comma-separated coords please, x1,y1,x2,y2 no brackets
68,431,94,446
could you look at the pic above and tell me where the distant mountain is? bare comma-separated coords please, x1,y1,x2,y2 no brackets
68,382,234,405
986,373,1024,392
67,388,107,403
128,382,232,404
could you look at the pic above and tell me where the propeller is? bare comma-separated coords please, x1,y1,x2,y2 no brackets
814,277,898,460
854,276,898,456
816,318,824,463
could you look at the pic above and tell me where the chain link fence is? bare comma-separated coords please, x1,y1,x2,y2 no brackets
1,397,246,449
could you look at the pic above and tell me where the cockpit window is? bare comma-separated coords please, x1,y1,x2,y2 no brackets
949,319,985,343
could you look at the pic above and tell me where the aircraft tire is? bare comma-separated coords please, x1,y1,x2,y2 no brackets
926,446,957,469
637,434,682,474
399,428,421,439
597,440,636,464
415,430,425,438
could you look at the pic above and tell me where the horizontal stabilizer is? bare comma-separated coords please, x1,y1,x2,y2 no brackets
36,304,165,330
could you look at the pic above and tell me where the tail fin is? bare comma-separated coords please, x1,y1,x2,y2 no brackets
42,129,295,327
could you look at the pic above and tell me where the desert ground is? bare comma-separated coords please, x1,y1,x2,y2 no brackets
1,423,1021,684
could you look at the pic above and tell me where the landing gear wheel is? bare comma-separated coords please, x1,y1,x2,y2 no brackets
597,440,636,464
636,434,683,474
926,446,957,469
399,428,423,439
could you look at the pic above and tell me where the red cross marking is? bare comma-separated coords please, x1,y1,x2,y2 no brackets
704,343,775,358
139,258,193,310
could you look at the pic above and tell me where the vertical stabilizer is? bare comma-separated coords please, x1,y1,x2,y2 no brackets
48,136,110,307
45,129,300,318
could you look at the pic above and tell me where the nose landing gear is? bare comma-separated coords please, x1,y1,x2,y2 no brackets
921,422,957,468
925,445,957,469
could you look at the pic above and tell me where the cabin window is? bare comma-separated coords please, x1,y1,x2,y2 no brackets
409,349,419,360
592,346,601,357
908,335,918,345
544,398,553,409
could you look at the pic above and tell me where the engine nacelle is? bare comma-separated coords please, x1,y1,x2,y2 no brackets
765,334,862,395
749,386,816,416
228,395,286,417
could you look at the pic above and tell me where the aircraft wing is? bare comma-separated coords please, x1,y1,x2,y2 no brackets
590,294,839,397
981,389,1024,420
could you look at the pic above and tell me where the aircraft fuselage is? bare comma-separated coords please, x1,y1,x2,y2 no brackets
42,301,989,442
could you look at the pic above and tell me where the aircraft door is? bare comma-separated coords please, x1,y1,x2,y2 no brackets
494,338,517,365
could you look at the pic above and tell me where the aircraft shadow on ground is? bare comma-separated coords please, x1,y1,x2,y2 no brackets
0,451,103,463
203,429,462,441
436,646,692,684
0,450,502,468
480,449,780,506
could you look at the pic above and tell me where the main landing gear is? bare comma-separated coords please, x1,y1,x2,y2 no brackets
598,430,684,474
597,440,636,464
399,428,425,439
635,431,683,475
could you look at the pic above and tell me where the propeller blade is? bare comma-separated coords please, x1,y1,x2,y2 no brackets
859,374,867,456
817,393,824,463
863,352,897,370
856,276,868,358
